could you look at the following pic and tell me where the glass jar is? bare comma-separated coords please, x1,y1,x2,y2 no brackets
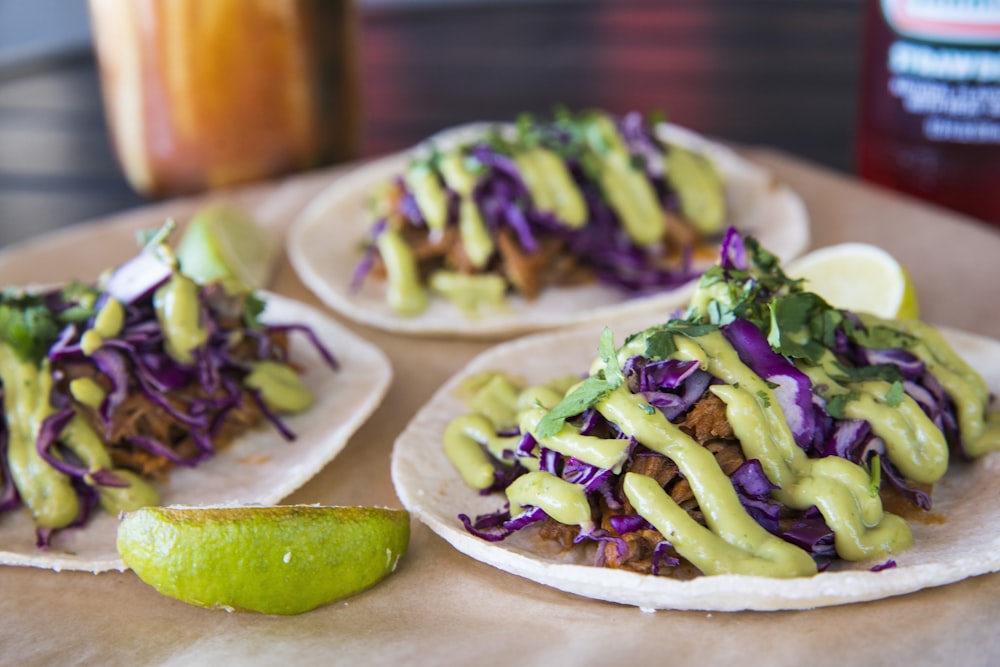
89,0,360,198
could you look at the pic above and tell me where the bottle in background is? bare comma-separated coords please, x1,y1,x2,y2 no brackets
856,0,1000,226
89,0,360,199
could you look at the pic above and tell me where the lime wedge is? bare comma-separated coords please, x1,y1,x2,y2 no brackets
117,505,410,615
787,243,919,319
175,204,278,293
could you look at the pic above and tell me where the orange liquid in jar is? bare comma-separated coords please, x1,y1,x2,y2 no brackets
856,0,1000,226
89,0,360,198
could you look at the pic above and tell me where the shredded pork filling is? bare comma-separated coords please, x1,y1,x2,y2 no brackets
52,330,290,480
366,180,711,301
534,391,931,576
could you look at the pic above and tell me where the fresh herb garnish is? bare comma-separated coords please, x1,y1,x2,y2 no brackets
829,362,904,385
884,380,906,408
535,328,624,439
0,284,103,365
644,329,678,360
242,293,268,331
0,293,60,365
825,391,861,420
643,321,719,361
598,327,623,388
756,390,772,408
535,375,616,439
766,292,831,364
137,219,176,250
844,321,917,351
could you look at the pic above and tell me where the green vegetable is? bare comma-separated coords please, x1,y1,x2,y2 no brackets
0,279,101,366
535,375,616,440
885,381,906,408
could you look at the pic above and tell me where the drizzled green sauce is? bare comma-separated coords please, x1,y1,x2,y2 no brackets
153,274,209,365
0,344,159,526
371,111,714,315
244,361,314,413
446,318,997,577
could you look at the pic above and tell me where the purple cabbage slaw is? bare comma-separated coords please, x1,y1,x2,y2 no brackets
0,246,338,546
458,229,963,574
353,110,708,299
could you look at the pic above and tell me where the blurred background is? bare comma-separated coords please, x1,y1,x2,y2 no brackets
0,0,866,247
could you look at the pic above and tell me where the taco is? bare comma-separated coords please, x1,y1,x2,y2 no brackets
391,229,1000,611
289,109,808,338
0,225,392,572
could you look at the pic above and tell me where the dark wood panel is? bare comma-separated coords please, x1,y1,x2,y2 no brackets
358,0,864,165
0,0,865,248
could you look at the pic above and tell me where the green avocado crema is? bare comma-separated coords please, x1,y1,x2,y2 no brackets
376,228,428,316
514,148,588,229
664,144,727,235
80,296,125,356
583,114,666,247
372,111,725,316
438,152,495,268
799,351,948,485
0,344,159,527
153,274,209,365
244,361,314,414
404,162,449,235
444,317,999,577
428,271,506,315
862,315,1000,457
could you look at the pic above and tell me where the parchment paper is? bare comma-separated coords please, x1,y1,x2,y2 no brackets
1,149,999,667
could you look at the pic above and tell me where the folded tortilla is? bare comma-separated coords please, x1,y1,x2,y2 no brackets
390,314,1000,611
0,293,392,572
289,122,810,339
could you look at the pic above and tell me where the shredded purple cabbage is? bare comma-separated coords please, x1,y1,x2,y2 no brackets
352,111,709,299
0,246,337,540
723,318,818,450
450,227,972,579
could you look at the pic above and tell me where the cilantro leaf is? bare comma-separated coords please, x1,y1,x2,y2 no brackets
535,375,614,439
598,327,623,388
136,219,176,250
884,380,906,408
57,306,96,324
0,298,60,365
767,296,828,364
644,329,678,360
829,362,903,385
845,322,917,351
825,391,861,419
670,321,719,339
756,390,771,408
242,293,267,331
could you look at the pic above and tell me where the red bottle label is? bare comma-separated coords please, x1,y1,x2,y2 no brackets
882,0,1000,44
880,1,1000,145
857,0,1000,224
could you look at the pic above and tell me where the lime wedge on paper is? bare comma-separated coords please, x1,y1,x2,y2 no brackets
175,204,278,292
117,505,410,615
787,243,919,319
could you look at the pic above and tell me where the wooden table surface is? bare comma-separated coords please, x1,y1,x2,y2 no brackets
5,4,1000,664
0,0,871,248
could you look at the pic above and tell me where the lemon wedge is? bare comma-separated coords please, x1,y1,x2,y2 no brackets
787,243,919,319
175,204,278,293
117,505,410,615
